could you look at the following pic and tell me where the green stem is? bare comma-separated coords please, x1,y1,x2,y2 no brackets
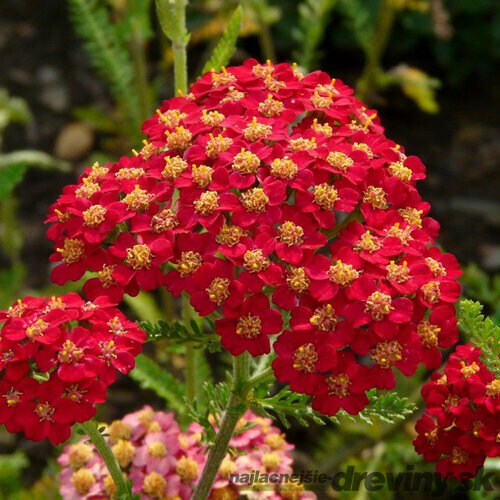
356,0,397,100
192,355,248,500
173,0,188,94
79,420,131,500
242,366,274,394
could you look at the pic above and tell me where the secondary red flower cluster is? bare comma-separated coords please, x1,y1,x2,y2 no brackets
0,293,145,444
414,343,500,480
45,59,461,418
58,406,315,499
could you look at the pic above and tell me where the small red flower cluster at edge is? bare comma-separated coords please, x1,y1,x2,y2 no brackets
44,59,463,419
414,343,500,479
0,293,146,444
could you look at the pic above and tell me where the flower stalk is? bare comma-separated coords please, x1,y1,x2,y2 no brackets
192,354,249,500
78,420,132,500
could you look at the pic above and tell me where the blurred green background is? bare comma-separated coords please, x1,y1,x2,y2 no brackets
0,0,499,498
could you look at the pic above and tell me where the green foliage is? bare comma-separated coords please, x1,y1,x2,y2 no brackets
293,0,337,70
201,6,243,74
336,0,376,52
140,319,221,352
129,354,186,412
0,164,28,201
0,451,29,498
252,387,326,429
461,263,500,324
0,89,30,138
67,0,142,138
252,386,417,429
459,299,500,376
187,380,233,445
156,0,190,44
354,388,417,425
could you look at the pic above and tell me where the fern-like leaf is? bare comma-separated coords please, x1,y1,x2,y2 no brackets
253,387,416,429
140,319,222,352
293,0,337,71
129,354,186,412
354,389,417,425
201,6,243,75
67,0,142,138
459,299,500,376
252,387,326,429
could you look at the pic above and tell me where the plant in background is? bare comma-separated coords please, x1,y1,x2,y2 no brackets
338,0,442,112
0,89,69,308
0,1,499,499
58,406,315,498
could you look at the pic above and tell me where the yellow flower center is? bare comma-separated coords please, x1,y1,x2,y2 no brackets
232,148,261,174
57,238,85,264
326,151,353,171
363,186,388,209
126,244,153,270
370,340,403,369
142,471,167,498
240,188,269,213
310,304,338,332
259,94,284,116
286,267,310,293
243,249,270,273
216,224,244,247
243,117,272,141
194,191,219,215
124,185,152,212
312,183,338,210
83,204,107,227
386,260,410,283
192,164,213,188
327,260,360,286
72,468,96,495
165,126,192,151
177,251,202,277
421,281,441,304
162,156,188,181
152,209,178,232
277,221,304,246
417,321,441,347
149,441,167,458
206,133,232,158
293,343,318,373
326,373,351,397
365,291,393,320
236,314,262,339
271,156,298,180
206,277,230,305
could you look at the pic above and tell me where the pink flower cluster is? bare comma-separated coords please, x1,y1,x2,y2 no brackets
58,406,315,499
45,59,462,418
0,293,145,444
414,343,500,480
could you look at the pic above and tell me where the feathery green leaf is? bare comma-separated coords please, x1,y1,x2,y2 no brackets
202,6,243,75
129,354,185,412
140,319,222,352
67,0,142,138
459,299,500,376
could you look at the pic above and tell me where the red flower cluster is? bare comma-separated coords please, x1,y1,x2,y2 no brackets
0,293,145,444
414,343,500,480
45,60,461,417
